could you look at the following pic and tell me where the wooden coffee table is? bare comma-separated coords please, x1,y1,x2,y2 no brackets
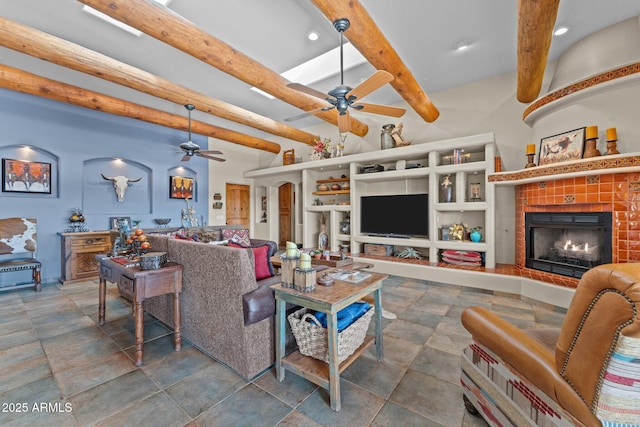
272,270,388,411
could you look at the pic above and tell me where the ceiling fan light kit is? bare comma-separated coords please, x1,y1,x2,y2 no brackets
287,18,405,134
179,104,225,163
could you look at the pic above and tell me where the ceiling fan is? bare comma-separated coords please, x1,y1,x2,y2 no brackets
287,18,406,133
179,104,225,162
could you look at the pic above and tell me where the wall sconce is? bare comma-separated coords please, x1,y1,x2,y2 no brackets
212,202,223,209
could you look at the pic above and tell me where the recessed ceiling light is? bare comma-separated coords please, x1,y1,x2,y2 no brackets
455,41,471,51
554,26,569,36
308,32,319,41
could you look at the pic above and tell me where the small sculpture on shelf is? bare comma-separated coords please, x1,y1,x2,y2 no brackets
583,126,601,158
181,197,198,227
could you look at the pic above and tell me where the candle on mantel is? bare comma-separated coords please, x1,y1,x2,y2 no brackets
526,144,536,155
606,127,617,141
585,126,598,140
299,253,311,270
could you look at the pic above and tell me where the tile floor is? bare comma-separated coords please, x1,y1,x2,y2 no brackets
0,276,566,426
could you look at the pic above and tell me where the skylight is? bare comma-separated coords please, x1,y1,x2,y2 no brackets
82,0,172,37
251,42,367,99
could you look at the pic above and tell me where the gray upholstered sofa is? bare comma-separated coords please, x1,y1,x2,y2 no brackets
141,231,284,380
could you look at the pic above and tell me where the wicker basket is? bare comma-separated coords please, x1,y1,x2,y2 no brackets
288,306,373,364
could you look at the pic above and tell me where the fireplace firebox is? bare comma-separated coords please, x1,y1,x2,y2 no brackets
525,212,612,278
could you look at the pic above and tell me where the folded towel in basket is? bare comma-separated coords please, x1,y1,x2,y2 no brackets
313,301,371,332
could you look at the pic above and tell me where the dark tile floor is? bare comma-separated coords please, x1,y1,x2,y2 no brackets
0,276,566,426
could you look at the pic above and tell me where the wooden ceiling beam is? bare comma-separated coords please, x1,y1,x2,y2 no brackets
78,0,369,137
0,16,316,146
517,0,559,103
311,0,440,123
0,64,281,153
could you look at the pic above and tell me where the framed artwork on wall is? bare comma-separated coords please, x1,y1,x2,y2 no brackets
538,127,586,166
170,176,194,199
2,158,52,194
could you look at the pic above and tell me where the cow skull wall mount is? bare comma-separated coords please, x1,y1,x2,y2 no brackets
101,173,142,202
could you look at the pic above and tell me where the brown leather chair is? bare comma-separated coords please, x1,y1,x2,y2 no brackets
461,263,640,427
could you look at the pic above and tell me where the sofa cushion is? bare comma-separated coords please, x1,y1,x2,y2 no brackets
194,229,222,243
222,229,251,246
229,241,272,280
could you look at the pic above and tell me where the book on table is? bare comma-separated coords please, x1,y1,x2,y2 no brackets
330,270,371,284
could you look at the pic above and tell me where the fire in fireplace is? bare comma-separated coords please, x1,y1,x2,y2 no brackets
525,212,612,278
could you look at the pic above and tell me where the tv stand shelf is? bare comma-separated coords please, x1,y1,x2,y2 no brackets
246,132,497,269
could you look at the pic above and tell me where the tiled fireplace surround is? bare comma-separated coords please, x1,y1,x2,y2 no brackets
512,165,640,288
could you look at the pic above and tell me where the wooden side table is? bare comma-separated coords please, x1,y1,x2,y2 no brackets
272,270,388,411
98,257,183,366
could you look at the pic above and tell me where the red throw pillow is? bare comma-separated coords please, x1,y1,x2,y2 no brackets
229,242,272,280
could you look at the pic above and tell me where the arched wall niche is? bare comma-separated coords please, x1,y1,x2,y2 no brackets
167,165,198,203
83,157,152,214
0,144,60,198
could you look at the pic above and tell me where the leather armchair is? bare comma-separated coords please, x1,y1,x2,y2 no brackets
461,263,640,427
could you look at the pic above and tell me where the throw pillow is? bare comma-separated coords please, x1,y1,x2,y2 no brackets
229,241,273,280
195,230,223,243
222,229,251,246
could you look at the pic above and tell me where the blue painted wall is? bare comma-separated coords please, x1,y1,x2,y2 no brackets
0,89,209,285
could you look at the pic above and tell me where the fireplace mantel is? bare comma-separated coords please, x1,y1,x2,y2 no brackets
489,153,640,186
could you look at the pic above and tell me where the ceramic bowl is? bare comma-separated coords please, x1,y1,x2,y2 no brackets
317,184,329,191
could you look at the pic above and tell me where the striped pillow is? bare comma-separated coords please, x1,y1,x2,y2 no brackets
596,332,640,426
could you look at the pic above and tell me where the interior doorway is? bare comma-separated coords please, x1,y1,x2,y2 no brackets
278,182,293,248
226,183,250,229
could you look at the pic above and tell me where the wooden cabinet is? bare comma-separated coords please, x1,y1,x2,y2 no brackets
59,231,111,284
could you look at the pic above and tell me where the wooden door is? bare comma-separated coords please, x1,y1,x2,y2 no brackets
279,182,292,248
226,183,250,228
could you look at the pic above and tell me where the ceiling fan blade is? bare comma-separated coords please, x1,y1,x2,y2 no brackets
349,70,394,101
199,149,223,155
337,111,351,134
356,102,406,117
181,154,192,162
197,153,226,162
287,82,332,101
284,106,334,122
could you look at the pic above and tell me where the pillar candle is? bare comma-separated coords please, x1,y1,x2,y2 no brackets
585,126,598,140
285,241,298,258
606,127,617,141
299,253,311,270
526,144,536,155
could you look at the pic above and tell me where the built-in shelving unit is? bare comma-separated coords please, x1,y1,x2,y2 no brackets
245,132,497,269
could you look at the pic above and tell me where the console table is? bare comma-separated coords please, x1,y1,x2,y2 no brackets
98,257,183,366
272,270,388,411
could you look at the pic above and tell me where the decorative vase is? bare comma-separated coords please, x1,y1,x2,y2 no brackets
470,230,482,243
440,174,453,203
381,124,395,150
318,224,328,250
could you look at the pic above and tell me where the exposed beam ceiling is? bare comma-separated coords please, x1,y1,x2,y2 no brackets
0,0,639,153
517,0,560,103
78,0,370,137
0,64,281,153
0,16,315,146
310,0,440,123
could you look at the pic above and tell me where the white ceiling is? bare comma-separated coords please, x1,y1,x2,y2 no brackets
2,0,640,145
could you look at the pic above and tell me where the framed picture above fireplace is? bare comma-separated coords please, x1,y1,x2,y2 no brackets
538,127,585,166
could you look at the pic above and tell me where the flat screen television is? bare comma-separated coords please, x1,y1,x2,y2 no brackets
360,193,428,238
